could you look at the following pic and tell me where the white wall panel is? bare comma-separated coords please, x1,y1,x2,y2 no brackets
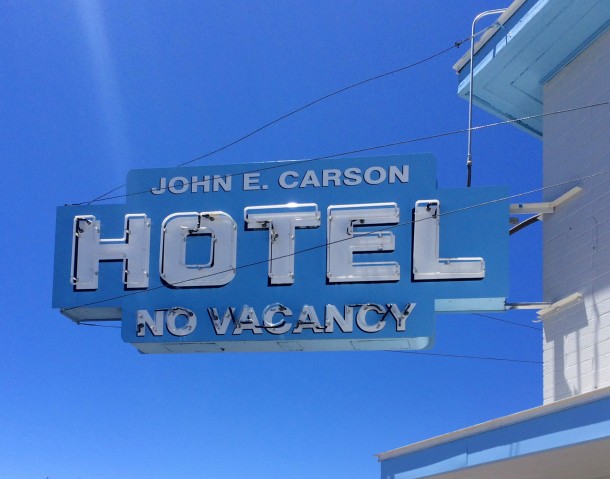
542,29,610,403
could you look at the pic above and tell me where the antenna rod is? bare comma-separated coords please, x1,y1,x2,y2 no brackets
467,8,506,187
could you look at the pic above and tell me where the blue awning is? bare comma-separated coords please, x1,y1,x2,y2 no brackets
377,386,610,479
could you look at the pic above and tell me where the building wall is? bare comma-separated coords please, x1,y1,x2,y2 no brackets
542,28,610,404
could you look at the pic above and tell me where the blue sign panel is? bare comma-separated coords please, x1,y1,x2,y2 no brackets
53,154,508,353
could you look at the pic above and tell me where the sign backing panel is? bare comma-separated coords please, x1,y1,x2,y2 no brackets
53,155,508,353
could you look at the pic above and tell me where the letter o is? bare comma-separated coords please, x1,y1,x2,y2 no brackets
168,176,189,194
364,166,386,185
166,308,197,336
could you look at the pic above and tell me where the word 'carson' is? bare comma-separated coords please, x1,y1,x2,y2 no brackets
70,201,485,290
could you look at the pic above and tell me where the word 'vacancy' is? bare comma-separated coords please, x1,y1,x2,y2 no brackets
136,303,416,338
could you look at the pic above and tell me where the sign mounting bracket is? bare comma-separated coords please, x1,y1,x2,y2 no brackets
509,186,582,235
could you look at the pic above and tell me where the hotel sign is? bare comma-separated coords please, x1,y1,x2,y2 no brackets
53,155,508,353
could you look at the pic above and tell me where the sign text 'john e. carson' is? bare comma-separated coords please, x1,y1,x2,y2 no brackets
53,154,508,354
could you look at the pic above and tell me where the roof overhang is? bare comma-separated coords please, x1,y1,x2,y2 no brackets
454,0,610,137
377,386,610,479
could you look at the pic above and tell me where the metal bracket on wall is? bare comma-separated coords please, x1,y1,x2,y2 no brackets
509,186,582,235
503,293,583,320
505,302,550,311
536,293,584,320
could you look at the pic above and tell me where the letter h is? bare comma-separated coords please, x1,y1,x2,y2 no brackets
71,214,151,290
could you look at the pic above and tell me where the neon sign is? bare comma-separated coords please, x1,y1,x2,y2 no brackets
53,155,508,353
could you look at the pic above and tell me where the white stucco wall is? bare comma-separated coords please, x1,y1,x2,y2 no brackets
542,28,610,404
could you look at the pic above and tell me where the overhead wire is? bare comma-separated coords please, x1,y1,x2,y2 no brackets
472,313,542,331
83,27,497,206
74,318,541,363
65,23,565,366
71,172,559,363
62,161,610,313
77,322,121,329
388,350,541,364
69,100,609,205
75,320,540,364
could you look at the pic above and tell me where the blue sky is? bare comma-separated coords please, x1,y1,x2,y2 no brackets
1,1,543,478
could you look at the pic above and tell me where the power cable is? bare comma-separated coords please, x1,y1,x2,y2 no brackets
73,320,540,364
472,313,542,331
77,322,121,329
79,313,542,332
62,162,610,313
70,100,609,205
388,350,541,364
84,29,495,205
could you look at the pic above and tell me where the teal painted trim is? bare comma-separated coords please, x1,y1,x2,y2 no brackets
541,21,610,84
455,0,610,138
435,297,505,312
456,0,546,84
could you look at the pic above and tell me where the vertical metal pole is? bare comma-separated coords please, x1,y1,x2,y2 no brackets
467,9,506,187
